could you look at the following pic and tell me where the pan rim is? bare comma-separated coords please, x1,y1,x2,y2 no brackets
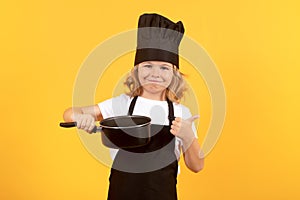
100,115,151,129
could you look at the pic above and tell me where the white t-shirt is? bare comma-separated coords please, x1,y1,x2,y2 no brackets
98,94,198,161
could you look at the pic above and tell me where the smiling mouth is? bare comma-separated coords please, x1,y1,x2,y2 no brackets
146,79,163,83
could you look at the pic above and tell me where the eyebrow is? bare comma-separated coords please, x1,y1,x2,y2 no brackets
144,62,173,68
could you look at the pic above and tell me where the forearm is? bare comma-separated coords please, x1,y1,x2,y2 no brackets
63,106,102,122
183,137,204,173
63,107,83,122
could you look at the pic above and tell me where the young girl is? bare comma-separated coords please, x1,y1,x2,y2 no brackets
63,13,204,200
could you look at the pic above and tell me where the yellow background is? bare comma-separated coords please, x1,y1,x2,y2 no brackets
1,0,300,199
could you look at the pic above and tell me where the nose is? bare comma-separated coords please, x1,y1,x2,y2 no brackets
150,65,160,77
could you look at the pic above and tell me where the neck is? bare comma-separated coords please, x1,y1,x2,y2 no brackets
140,90,166,101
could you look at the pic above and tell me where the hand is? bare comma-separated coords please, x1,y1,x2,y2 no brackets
170,115,199,144
72,113,96,133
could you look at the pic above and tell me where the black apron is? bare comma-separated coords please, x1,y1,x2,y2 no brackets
107,96,178,200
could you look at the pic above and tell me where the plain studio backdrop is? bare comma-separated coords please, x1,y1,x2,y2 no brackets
0,0,299,199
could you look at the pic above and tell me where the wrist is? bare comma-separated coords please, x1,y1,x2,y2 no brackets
71,113,78,121
182,135,196,152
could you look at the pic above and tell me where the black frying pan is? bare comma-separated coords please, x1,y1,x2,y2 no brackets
60,115,151,149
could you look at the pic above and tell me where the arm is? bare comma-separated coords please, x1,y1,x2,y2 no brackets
182,136,204,173
170,116,204,173
63,105,103,133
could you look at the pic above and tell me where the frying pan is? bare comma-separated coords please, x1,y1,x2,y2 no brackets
60,115,151,149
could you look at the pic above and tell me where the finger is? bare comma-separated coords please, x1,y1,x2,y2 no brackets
187,115,200,123
88,120,95,133
87,123,94,132
83,116,91,130
172,121,181,132
172,120,178,126
172,120,181,126
175,117,182,122
170,129,176,135
81,118,87,129
85,118,93,132
85,117,91,129
88,126,95,133
76,116,82,129
171,125,179,132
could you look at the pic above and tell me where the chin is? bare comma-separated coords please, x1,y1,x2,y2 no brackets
143,85,166,94
145,84,165,90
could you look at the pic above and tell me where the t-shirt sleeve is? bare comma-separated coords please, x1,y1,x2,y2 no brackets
97,94,131,119
176,105,199,151
181,105,199,138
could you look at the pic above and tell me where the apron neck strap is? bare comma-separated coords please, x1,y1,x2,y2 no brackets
167,98,175,126
127,96,138,116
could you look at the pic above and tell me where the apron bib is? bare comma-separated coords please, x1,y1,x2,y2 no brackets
107,96,178,200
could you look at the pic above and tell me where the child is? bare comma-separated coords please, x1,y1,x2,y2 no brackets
63,13,204,200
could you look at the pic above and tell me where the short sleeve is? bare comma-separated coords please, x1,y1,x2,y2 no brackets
181,105,198,138
174,105,199,158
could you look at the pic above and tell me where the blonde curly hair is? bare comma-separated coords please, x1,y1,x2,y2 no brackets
124,64,188,103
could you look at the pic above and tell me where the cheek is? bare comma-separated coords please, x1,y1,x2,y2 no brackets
137,71,143,81
138,69,148,79
137,71,148,85
164,73,173,83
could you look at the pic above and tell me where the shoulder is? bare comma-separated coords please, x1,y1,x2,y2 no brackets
112,93,131,101
100,94,131,105
97,94,132,118
173,102,194,120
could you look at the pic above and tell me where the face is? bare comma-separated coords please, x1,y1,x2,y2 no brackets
137,61,174,97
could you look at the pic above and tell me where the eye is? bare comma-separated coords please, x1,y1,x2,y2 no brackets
160,66,170,70
143,64,152,68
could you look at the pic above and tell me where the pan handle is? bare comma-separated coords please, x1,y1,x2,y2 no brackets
60,122,77,128
59,122,100,133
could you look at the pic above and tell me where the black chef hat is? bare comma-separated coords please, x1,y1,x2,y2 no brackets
134,13,185,68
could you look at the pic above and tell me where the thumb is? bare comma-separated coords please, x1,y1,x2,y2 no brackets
187,115,200,123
